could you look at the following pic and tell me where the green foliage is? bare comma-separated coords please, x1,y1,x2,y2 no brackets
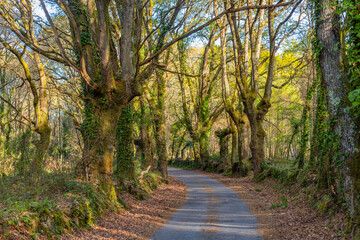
119,172,162,200
260,162,298,184
0,172,121,238
168,160,197,170
116,105,135,181
315,194,332,214
80,31,94,47
343,0,360,115
270,196,288,209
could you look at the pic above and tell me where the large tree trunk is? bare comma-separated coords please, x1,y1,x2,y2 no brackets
192,139,201,164
154,70,168,180
138,97,154,168
34,125,51,172
248,112,267,176
297,104,310,169
235,118,249,176
199,129,211,169
81,101,123,201
216,128,233,170
116,105,135,183
316,0,360,237
33,51,51,174
230,126,236,167
154,115,168,180
175,133,185,159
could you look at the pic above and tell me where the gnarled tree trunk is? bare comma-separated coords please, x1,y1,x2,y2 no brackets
199,129,211,169
81,102,125,201
316,0,360,237
215,128,234,170
248,114,267,176
154,70,168,180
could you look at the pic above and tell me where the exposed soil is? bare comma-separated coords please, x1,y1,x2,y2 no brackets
189,169,349,240
63,175,187,240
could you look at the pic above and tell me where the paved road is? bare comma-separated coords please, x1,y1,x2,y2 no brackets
152,168,262,240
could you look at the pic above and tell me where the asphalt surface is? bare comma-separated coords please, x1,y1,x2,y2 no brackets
152,168,262,240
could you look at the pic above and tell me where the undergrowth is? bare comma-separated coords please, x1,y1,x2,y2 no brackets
260,161,347,220
0,171,162,239
168,159,197,170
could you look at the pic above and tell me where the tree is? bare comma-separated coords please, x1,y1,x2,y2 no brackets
218,12,249,175
215,127,234,170
222,0,303,176
0,3,52,175
315,0,360,237
177,34,224,169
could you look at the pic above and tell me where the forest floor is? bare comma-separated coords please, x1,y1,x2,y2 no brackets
62,175,187,240
189,169,349,240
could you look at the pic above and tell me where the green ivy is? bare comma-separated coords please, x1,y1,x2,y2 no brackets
116,105,135,181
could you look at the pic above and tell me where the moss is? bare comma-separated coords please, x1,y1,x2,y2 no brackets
316,195,331,214
52,210,70,234
261,163,299,185
116,105,135,182
144,172,161,190
0,173,122,239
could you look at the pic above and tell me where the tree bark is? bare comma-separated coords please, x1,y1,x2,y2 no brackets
199,129,211,169
33,51,51,173
248,114,267,176
235,117,249,176
216,128,234,170
139,97,154,168
316,0,360,237
154,69,168,180
81,102,124,201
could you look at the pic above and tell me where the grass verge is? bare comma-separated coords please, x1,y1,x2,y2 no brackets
0,171,162,239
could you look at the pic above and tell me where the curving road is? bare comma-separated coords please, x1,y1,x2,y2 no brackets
152,168,262,240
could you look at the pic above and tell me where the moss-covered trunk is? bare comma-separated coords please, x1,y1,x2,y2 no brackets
249,117,266,176
199,129,211,169
154,116,167,180
316,0,360,236
116,105,135,183
154,70,168,180
136,97,154,168
175,133,185,159
216,128,233,170
230,130,236,167
235,120,248,176
33,51,51,174
34,124,51,172
81,101,122,201
192,139,201,165
297,104,310,169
